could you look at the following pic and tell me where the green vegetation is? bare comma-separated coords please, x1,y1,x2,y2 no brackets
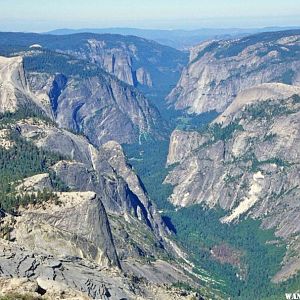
292,94,300,104
123,140,174,210
243,97,299,121
0,130,66,212
214,30,300,59
209,122,243,142
0,105,54,128
123,135,300,300
0,111,68,212
175,110,218,132
166,205,288,299
3,190,62,213
189,41,219,64
171,281,222,300
23,50,108,80
234,152,291,172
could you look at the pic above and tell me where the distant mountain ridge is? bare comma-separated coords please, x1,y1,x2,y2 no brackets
46,26,300,49
0,31,187,90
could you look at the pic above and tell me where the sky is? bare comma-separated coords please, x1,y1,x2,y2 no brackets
0,0,300,32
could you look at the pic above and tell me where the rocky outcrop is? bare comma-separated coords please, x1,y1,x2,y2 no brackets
0,277,90,299
167,30,300,114
15,119,167,235
0,56,33,113
0,239,134,299
14,191,120,268
167,130,208,165
0,189,201,299
0,54,166,146
16,173,52,192
0,122,203,298
136,67,153,87
0,56,54,115
25,56,166,146
214,83,300,125
3,172,119,270
165,83,300,281
100,141,168,237
0,252,202,299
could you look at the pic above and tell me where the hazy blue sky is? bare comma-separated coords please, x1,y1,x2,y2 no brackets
0,0,300,32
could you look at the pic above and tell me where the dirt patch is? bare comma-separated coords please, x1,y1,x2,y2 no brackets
210,243,246,279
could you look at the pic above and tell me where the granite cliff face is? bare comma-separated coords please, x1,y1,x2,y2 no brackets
0,53,170,250
165,83,300,281
0,56,47,114
29,70,164,146
13,191,120,268
54,34,188,89
167,30,300,114
15,118,168,241
6,28,300,297
0,117,201,297
0,51,205,298
0,32,188,90
0,53,166,146
63,37,154,87
0,56,27,113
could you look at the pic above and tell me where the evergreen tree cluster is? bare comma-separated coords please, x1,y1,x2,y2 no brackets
124,138,300,299
0,123,66,212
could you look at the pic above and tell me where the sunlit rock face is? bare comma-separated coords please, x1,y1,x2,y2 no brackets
165,83,300,281
167,30,300,114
